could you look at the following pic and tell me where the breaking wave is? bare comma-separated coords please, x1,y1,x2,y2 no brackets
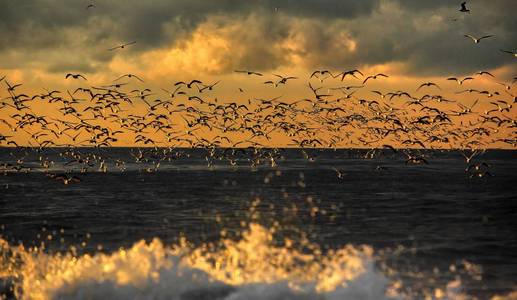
0,223,514,300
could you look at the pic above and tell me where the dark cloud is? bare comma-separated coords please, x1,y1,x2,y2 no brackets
0,0,515,76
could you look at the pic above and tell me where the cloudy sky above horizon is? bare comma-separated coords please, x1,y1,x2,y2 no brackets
0,0,516,86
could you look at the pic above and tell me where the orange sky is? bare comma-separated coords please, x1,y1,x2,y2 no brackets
1,1,516,149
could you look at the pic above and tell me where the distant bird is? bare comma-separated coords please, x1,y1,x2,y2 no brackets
500,49,517,58
475,71,495,78
175,80,202,89
331,167,346,179
310,70,333,79
66,73,87,80
497,82,511,90
86,4,95,9
417,82,441,91
273,74,298,85
338,69,364,81
375,165,389,173
108,41,136,51
47,173,82,185
405,155,429,165
234,70,263,76
464,34,494,44
363,73,388,84
459,2,470,13
447,77,473,85
115,74,144,82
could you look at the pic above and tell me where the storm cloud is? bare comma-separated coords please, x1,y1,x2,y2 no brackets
0,0,515,76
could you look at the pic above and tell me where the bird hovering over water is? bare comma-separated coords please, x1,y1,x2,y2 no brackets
331,167,346,179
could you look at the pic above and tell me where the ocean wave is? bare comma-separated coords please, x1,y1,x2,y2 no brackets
0,223,512,300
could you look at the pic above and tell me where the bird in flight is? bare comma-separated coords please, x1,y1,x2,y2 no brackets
86,4,95,10
417,82,441,91
234,70,263,76
475,71,495,78
464,34,494,44
115,74,144,83
363,73,388,84
447,77,473,85
459,2,470,13
108,41,136,51
331,167,346,179
500,49,517,58
65,73,87,80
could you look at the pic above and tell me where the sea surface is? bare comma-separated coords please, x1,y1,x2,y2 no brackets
0,148,516,299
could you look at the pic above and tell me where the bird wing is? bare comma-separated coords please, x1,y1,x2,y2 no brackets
464,34,476,41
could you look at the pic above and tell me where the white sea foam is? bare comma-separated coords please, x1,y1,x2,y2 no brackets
0,223,511,300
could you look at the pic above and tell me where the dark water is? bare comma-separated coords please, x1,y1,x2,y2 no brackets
0,148,516,298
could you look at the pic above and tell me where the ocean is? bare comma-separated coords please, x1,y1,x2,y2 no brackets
0,148,516,299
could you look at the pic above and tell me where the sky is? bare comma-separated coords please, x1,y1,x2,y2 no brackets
1,0,515,81
0,0,516,148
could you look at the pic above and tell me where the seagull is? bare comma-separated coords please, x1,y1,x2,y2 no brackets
86,4,95,9
500,49,517,58
362,73,388,84
475,71,495,78
108,41,136,51
65,73,87,80
115,74,144,82
459,2,470,13
464,34,494,44
331,167,346,179
447,77,474,85
417,82,441,91
234,70,263,76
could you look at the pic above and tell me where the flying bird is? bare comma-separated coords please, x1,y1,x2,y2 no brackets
447,77,474,85
331,167,346,179
362,73,388,84
86,4,95,9
65,73,87,80
417,82,441,91
115,74,144,82
464,34,494,44
234,70,263,76
500,49,517,58
108,41,136,51
459,2,470,13
338,69,364,81
475,71,495,78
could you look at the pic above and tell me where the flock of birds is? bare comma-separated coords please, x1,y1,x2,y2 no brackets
0,1,516,184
